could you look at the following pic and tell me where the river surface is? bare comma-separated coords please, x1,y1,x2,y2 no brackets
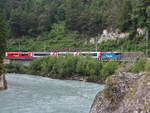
0,74,104,113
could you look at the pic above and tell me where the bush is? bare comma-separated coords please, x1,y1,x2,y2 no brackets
76,57,102,76
20,56,104,78
5,56,123,82
5,62,29,73
76,58,87,75
115,62,129,73
144,61,150,72
41,57,58,75
57,56,78,77
129,58,146,73
101,61,119,80
29,59,44,74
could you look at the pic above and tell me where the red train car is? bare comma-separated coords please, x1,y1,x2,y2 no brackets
5,52,33,59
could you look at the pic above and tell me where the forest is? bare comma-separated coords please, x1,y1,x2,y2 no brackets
0,0,149,52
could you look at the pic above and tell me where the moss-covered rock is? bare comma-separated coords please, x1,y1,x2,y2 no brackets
90,72,150,113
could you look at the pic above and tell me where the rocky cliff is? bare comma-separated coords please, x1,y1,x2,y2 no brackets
90,72,150,113
89,28,145,44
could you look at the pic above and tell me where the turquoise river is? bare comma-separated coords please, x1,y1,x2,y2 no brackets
0,74,104,113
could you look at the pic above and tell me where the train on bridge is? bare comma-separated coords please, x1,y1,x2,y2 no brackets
5,51,145,61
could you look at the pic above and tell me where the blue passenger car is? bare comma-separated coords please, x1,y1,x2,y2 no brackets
102,52,122,60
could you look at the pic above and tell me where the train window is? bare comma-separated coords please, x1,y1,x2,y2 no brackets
11,54,19,56
81,53,97,56
115,53,121,55
34,54,49,56
59,53,73,56
22,53,28,56
8,53,11,55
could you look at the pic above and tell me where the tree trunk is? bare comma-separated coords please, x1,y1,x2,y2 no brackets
0,74,7,90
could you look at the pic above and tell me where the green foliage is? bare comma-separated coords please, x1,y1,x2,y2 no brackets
30,59,44,74
30,56,103,78
101,61,119,79
0,11,7,76
7,31,149,53
118,0,132,31
7,22,81,51
5,62,29,73
98,35,149,53
40,57,58,75
48,22,67,40
76,57,102,76
56,56,77,77
3,0,149,38
3,0,106,38
5,56,121,82
0,0,148,53
144,61,150,72
0,11,6,59
129,58,146,73
131,0,150,28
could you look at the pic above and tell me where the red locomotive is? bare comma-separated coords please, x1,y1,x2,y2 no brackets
5,52,33,59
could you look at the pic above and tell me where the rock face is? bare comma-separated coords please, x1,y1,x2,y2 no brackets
97,29,129,43
89,29,129,44
89,28,145,44
0,74,7,90
90,72,150,113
